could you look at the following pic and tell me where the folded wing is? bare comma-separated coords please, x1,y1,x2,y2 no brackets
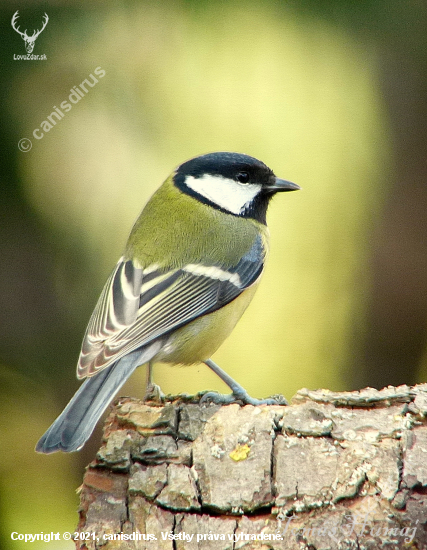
78,235,265,379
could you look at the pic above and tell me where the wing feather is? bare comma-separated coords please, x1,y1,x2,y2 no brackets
78,235,265,379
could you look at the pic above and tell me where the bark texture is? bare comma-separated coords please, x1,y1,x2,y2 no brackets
76,385,427,550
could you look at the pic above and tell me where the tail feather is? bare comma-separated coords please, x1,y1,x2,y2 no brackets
36,343,161,453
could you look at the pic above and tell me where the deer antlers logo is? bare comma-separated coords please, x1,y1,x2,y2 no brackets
12,11,49,54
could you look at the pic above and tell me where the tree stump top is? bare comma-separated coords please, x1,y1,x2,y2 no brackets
76,384,427,549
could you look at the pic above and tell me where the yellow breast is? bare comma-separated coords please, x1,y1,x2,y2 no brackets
154,282,260,365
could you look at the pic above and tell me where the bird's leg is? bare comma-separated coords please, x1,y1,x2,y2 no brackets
146,360,154,388
201,358,287,405
143,360,165,402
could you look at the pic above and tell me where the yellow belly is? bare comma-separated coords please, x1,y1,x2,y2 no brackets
153,283,259,365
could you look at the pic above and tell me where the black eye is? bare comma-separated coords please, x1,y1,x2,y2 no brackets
237,172,249,184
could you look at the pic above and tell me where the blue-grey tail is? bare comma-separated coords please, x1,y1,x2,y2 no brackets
35,343,162,453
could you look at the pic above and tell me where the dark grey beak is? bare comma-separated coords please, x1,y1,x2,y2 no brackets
266,177,300,192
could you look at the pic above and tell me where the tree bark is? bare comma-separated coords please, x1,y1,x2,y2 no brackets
75,385,427,549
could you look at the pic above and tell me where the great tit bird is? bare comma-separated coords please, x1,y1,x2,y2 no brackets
36,152,299,454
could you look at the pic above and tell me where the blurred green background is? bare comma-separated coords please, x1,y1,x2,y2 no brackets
1,0,427,548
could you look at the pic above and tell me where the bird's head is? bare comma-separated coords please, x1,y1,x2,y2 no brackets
173,152,299,224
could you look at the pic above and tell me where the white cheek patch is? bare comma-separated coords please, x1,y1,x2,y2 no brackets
185,174,261,215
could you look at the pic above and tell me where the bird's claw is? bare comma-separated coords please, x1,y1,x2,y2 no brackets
200,390,287,406
143,383,165,403
200,391,235,405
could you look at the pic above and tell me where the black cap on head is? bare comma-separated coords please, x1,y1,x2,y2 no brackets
176,152,275,185
174,152,298,224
